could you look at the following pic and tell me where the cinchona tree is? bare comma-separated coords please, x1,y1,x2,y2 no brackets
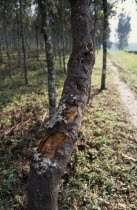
28,0,95,209
101,0,108,90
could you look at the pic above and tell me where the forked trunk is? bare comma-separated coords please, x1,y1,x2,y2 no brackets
28,0,95,209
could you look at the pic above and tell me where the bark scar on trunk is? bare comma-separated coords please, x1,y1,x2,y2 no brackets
63,105,82,123
38,105,83,159
38,132,66,159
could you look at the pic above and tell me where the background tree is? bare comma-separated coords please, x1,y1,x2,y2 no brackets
101,0,108,90
19,0,29,85
117,13,131,50
0,0,15,78
37,0,56,117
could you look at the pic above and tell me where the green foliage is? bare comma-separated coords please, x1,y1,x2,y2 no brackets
117,13,131,50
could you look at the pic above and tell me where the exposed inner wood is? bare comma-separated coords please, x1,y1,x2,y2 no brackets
63,105,80,123
38,105,83,159
38,132,66,158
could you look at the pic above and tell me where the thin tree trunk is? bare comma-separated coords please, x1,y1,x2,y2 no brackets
57,21,62,67
35,26,39,61
4,24,12,78
57,35,62,67
53,32,57,60
3,3,12,78
62,10,66,73
17,13,21,67
28,0,95,209
19,0,28,85
93,1,97,50
101,0,108,90
0,40,3,63
37,0,56,117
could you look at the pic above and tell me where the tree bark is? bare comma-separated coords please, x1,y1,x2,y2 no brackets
35,26,39,61
19,0,29,86
93,0,97,50
37,0,56,117
57,25,62,67
0,40,3,64
28,0,95,209
16,11,21,67
62,8,66,74
101,0,108,90
3,2,12,79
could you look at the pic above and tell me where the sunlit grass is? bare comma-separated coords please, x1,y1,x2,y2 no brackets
109,51,137,97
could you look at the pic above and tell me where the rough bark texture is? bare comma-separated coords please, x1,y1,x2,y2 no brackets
19,0,28,86
37,0,56,117
28,0,95,209
101,0,108,90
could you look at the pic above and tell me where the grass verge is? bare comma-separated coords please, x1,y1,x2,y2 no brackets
109,51,137,97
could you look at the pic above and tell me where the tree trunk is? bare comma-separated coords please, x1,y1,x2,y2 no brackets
3,3,12,79
62,8,66,74
0,40,3,64
57,20,62,67
57,34,62,67
28,0,95,209
101,0,108,90
37,0,56,117
35,26,39,61
4,24,12,78
17,12,21,67
93,0,97,50
19,0,28,86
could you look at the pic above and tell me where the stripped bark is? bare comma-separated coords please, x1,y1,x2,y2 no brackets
28,0,95,209
101,0,108,90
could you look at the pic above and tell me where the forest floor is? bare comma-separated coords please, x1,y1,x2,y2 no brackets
0,51,137,210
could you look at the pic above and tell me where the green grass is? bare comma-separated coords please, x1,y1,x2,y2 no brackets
109,51,137,97
0,53,67,110
0,51,137,209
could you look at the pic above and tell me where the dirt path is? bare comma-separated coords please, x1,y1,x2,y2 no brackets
108,60,137,128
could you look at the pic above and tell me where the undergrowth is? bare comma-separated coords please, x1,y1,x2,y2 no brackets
0,51,137,209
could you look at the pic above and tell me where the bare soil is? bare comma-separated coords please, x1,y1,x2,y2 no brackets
109,60,137,128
